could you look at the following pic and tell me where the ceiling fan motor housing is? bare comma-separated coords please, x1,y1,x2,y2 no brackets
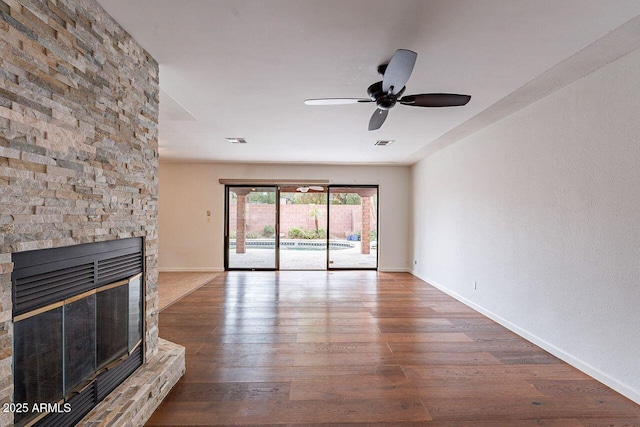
367,81,404,110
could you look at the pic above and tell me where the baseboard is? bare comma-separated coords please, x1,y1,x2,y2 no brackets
159,267,224,273
160,267,414,273
378,267,412,273
411,272,640,406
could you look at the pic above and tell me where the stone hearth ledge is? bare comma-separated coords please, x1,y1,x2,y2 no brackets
78,339,185,426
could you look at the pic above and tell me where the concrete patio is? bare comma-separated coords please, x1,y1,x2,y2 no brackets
228,240,377,269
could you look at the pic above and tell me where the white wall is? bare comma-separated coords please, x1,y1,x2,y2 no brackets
411,48,640,403
159,162,411,272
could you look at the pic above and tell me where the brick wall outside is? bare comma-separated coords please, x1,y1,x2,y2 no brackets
229,203,377,238
0,0,159,422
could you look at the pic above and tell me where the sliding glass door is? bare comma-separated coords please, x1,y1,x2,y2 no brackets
225,184,378,270
278,186,328,270
328,186,378,269
225,186,278,270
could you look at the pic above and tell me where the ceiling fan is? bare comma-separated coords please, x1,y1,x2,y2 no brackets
304,49,471,131
296,186,325,193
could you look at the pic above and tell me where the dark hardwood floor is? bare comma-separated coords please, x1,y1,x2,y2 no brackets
146,271,640,426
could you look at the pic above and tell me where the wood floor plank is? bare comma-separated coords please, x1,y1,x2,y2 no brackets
421,420,585,427
147,397,431,425
147,271,640,426
414,378,546,399
529,379,632,397
296,332,473,343
579,418,640,427
289,378,417,401
178,363,409,384
187,351,296,367
421,395,639,421
402,364,592,381
163,381,291,402
388,340,540,353
377,322,505,333
373,317,453,326
488,349,566,365
191,342,393,356
387,351,503,366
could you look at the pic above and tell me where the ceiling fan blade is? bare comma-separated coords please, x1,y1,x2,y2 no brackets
382,49,417,95
399,93,471,107
368,108,388,131
304,98,371,105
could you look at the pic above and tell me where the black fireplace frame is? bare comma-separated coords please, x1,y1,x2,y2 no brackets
11,237,146,427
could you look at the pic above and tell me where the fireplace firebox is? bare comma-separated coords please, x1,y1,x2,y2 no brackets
11,238,145,427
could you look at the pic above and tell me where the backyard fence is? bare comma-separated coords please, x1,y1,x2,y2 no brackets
228,203,376,239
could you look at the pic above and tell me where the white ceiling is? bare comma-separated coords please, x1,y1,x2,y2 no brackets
96,0,640,165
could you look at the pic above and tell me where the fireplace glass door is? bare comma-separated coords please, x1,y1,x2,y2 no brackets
97,283,129,368
13,307,64,425
128,274,142,351
12,273,143,426
64,292,96,393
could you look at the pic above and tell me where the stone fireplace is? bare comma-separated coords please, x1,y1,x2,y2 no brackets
0,0,184,425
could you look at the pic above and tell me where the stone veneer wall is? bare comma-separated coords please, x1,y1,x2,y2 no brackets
0,0,163,424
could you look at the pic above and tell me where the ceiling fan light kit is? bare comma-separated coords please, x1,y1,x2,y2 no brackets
296,186,325,193
226,137,247,144
305,49,471,131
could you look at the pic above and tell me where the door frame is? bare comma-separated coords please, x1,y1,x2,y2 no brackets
224,185,280,271
326,185,379,271
277,185,329,271
224,184,379,271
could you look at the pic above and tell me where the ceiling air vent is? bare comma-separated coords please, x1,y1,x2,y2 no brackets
374,140,394,146
226,137,247,144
